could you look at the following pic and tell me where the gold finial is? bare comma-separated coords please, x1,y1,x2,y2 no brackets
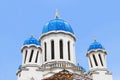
55,9,59,18
63,63,66,70
93,36,96,41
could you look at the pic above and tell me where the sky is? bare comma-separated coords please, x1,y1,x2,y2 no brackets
0,0,120,80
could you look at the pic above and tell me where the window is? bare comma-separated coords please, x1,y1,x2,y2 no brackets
24,50,27,63
93,54,98,66
44,42,47,61
60,40,63,59
68,41,71,60
51,40,55,59
35,51,39,63
99,54,103,66
29,50,34,62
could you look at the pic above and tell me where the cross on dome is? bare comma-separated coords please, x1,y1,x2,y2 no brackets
93,36,96,41
55,9,59,18
42,10,74,34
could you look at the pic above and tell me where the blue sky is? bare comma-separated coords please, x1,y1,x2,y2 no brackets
0,0,120,80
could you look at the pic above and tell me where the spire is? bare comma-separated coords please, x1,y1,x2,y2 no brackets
93,36,96,41
30,34,34,37
55,9,59,18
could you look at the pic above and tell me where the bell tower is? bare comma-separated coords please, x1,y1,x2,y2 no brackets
40,10,76,65
21,35,42,66
87,39,112,80
16,35,43,80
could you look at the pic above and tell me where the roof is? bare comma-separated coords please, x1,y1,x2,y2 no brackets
42,18,74,34
23,35,40,46
88,40,105,51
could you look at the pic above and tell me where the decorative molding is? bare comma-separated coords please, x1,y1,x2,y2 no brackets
86,49,107,57
40,31,76,41
21,44,42,53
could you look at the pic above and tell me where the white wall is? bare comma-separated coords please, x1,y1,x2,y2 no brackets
17,67,43,80
92,71,112,80
40,31,76,65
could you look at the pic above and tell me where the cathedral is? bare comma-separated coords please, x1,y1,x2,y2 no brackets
16,10,112,80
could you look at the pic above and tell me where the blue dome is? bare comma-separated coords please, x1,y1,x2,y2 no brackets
42,18,74,34
23,36,40,46
88,40,105,51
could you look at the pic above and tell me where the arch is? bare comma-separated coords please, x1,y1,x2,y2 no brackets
51,40,55,59
93,54,98,66
99,54,104,66
68,41,71,60
29,49,34,62
60,40,63,59
44,42,47,61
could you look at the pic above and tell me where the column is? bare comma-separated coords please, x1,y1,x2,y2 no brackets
26,49,31,64
90,54,96,68
22,49,26,65
73,42,76,64
32,49,37,63
101,53,106,68
47,40,51,62
95,52,102,68
63,39,68,61
55,38,60,61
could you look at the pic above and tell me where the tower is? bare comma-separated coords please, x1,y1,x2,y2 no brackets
39,10,79,78
16,35,43,80
87,39,112,80
41,10,76,64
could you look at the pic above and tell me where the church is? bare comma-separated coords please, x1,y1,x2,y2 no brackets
16,10,112,80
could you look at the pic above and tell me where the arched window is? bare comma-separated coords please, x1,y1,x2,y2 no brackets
35,51,39,63
24,50,27,63
51,40,55,59
93,54,98,66
29,50,34,62
99,54,103,66
68,41,71,60
44,42,47,61
60,40,63,59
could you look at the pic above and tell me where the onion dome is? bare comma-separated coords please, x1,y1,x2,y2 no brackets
88,40,105,51
23,35,40,46
42,10,74,34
